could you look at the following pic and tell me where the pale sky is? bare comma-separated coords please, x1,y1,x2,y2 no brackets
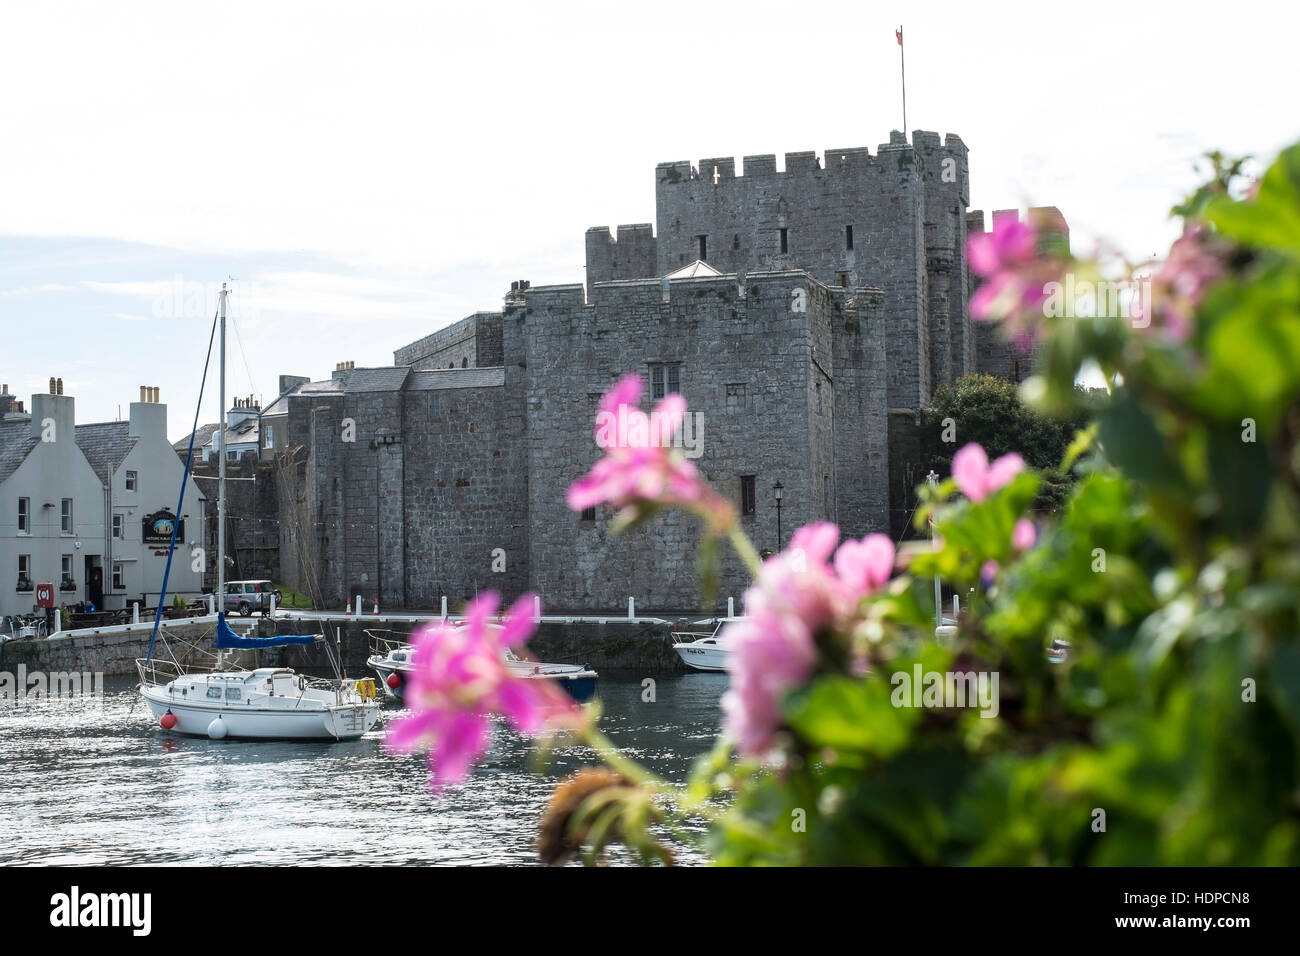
2,0,1297,438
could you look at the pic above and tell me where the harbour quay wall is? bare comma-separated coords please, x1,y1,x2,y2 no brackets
1,614,705,676
256,615,693,674
2,619,262,677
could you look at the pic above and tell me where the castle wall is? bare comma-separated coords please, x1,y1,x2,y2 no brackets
393,312,503,370
516,272,836,611
650,132,969,410
399,370,528,610
832,288,890,538
585,224,657,299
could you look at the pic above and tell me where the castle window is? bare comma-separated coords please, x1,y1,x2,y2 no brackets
845,225,854,250
650,364,682,400
725,383,746,408
581,506,596,522
462,357,468,368
740,476,756,516
733,234,740,250
698,235,707,260
779,228,788,254
837,272,849,287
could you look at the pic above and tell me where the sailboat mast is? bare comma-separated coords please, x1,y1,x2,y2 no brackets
217,283,227,612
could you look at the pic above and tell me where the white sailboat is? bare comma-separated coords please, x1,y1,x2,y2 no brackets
136,283,382,741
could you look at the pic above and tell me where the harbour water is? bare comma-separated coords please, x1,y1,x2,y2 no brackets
0,672,727,865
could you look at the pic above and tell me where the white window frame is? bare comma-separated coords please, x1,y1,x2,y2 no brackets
18,554,30,577
17,497,29,534
264,424,274,449
61,554,73,579
125,470,137,492
112,563,124,590
112,514,124,539
61,498,73,534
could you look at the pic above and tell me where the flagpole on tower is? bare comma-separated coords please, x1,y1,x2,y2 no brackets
897,25,907,138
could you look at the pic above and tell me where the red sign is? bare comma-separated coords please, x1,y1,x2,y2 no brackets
35,582,54,608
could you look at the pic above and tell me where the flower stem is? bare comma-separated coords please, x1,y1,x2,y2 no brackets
727,524,765,579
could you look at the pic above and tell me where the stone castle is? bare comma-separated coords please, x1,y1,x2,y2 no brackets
270,130,1067,613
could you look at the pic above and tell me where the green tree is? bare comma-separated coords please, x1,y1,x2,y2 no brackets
922,373,1093,512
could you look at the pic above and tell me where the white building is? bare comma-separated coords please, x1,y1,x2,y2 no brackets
0,382,206,618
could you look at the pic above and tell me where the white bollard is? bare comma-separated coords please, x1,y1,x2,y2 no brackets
952,594,960,618
270,593,277,617
441,595,448,620
355,594,362,619
628,596,635,620
372,599,379,615
533,594,541,622
132,602,140,624
208,594,215,614
728,596,735,618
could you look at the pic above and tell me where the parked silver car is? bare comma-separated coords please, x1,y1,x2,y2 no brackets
223,580,282,617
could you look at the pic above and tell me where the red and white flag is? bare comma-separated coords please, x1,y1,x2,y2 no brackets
896,26,903,46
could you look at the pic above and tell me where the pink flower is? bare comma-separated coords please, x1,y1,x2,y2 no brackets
721,524,899,757
386,591,577,793
1136,223,1226,344
722,524,847,756
1011,518,1037,551
952,443,1026,502
968,219,1048,319
567,374,733,528
833,533,896,596
980,560,1000,584
967,215,1068,351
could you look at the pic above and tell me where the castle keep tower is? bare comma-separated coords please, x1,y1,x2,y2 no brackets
590,130,974,411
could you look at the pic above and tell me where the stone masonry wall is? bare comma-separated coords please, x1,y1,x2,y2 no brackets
517,272,833,612
648,132,969,410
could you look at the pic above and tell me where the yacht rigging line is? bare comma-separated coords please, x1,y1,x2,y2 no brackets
145,306,220,665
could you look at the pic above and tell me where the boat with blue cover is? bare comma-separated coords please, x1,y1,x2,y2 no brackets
366,629,599,704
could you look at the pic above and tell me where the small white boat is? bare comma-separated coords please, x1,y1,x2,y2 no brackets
138,614,382,741
367,629,599,702
671,617,743,672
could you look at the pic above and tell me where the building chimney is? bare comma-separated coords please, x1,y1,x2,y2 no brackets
56,378,64,395
31,390,74,442
129,389,167,438
49,377,56,394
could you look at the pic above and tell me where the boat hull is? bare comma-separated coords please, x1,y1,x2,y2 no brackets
140,685,381,741
672,643,730,672
369,658,598,703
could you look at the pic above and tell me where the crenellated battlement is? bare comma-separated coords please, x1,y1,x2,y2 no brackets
656,131,968,186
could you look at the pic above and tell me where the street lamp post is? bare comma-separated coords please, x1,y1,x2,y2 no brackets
773,480,784,551
927,470,941,628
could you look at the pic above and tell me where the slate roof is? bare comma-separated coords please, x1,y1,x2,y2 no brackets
332,366,411,393
74,422,138,478
407,367,505,391
0,419,143,486
0,419,38,485
173,423,221,454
